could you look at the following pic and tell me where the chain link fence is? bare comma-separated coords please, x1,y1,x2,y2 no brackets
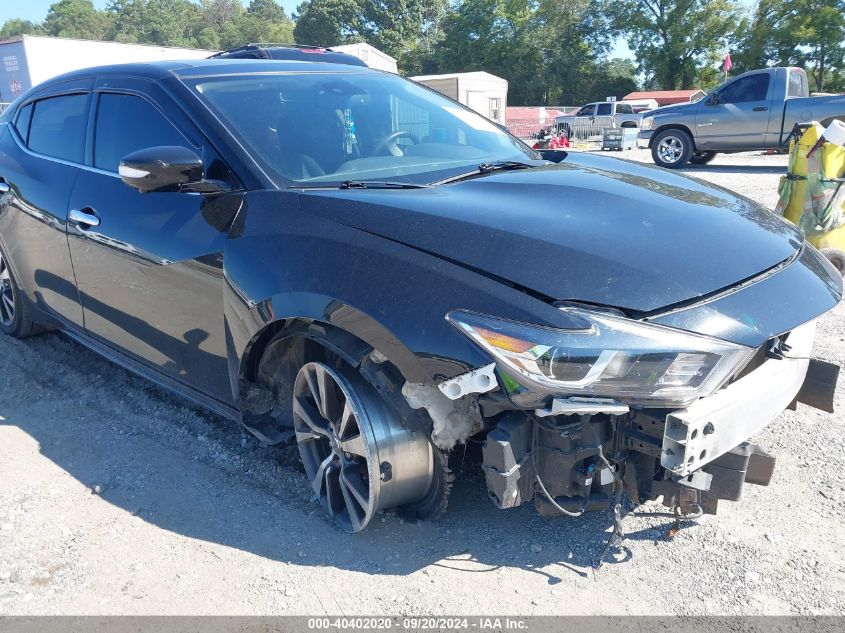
506,119,556,141
0,103,10,115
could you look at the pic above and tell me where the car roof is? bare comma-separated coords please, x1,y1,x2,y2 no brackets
172,58,377,77
35,58,380,88
209,43,369,67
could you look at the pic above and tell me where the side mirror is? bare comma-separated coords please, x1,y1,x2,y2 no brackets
708,93,721,105
119,146,230,194
536,149,567,163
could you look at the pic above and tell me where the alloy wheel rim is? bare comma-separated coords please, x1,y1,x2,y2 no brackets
657,136,684,163
0,252,14,327
293,362,377,533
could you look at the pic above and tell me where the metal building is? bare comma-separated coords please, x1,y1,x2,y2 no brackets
330,43,397,74
410,71,508,125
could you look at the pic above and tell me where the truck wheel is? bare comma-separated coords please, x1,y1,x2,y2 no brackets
651,129,694,168
821,248,845,277
292,360,445,532
689,151,717,165
0,246,42,339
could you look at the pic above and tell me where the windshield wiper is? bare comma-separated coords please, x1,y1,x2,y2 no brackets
339,180,430,190
289,181,430,191
478,160,536,174
435,160,538,185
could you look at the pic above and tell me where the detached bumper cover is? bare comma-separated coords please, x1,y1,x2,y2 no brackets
661,320,816,477
794,358,840,413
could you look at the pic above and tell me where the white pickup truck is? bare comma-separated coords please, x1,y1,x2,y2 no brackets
639,67,845,168
554,101,642,140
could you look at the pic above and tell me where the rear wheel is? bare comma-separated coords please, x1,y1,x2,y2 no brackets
689,151,717,165
0,247,41,339
651,129,694,168
821,248,845,277
292,360,443,532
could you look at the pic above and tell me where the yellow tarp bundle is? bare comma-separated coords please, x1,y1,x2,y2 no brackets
776,123,845,237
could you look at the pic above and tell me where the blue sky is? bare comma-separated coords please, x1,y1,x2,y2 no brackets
3,0,635,58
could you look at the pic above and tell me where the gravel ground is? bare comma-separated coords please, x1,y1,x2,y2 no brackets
1,150,844,616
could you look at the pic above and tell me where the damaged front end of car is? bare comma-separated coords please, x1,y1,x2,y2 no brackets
402,262,841,522
227,157,842,535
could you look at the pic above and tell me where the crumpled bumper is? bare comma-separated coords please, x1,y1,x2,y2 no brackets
661,319,816,477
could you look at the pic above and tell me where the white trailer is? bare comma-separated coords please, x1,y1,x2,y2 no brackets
410,71,508,125
0,34,213,103
330,43,397,74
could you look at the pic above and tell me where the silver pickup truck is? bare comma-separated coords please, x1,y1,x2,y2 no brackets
554,101,641,140
639,67,845,168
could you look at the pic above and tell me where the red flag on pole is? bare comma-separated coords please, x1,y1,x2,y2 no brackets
723,52,733,74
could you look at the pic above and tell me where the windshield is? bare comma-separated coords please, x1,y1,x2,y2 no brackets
186,71,536,187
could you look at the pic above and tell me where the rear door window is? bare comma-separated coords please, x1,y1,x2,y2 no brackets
27,94,88,163
596,103,613,116
787,70,808,97
94,93,190,172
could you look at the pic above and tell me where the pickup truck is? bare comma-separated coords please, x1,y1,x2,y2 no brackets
554,101,641,140
639,67,845,168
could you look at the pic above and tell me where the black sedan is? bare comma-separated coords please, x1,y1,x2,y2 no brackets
0,60,840,533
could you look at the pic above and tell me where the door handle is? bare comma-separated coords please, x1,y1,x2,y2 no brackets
752,106,769,112
69,208,100,228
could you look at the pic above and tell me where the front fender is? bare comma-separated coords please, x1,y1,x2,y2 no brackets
222,190,567,395
228,290,433,384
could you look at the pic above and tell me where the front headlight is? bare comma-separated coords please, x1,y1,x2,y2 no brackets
448,307,755,407
640,117,654,130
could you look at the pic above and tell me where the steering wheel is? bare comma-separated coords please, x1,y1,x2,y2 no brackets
372,130,420,156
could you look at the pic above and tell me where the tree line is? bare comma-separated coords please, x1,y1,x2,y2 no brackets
1,0,843,106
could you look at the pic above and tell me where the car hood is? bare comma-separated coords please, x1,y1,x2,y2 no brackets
647,102,696,117
297,154,804,313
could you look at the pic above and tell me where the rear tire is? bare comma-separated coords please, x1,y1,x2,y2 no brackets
821,248,845,277
689,151,717,165
651,129,694,168
0,246,42,339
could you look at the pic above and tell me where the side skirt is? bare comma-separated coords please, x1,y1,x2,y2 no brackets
59,324,241,422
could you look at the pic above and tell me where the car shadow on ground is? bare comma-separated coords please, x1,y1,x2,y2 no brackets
5,333,685,582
